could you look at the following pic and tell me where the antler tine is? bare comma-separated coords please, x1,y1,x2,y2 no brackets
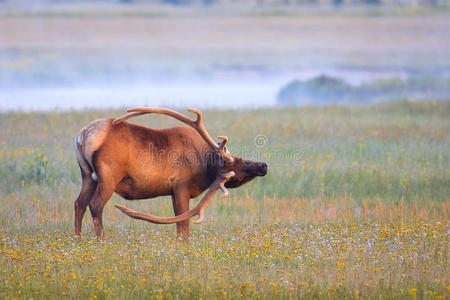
192,171,234,224
218,136,234,163
218,135,228,152
186,108,219,150
187,108,202,124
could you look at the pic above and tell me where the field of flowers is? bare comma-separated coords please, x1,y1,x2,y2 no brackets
0,100,449,299
1,221,448,299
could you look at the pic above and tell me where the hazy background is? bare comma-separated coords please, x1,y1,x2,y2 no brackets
1,0,449,111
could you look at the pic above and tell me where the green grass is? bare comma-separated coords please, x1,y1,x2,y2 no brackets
0,100,449,299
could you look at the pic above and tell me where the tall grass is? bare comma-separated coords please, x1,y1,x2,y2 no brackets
0,100,449,298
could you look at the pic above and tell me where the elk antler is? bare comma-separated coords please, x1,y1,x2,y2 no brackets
131,107,218,149
113,107,233,162
114,171,235,225
218,136,233,163
112,111,148,124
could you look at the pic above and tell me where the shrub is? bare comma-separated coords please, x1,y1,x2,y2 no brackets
277,75,352,105
277,75,450,106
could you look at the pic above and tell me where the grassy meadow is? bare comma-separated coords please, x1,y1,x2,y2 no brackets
0,100,449,299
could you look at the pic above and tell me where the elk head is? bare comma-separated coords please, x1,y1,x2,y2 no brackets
222,157,268,189
207,136,268,189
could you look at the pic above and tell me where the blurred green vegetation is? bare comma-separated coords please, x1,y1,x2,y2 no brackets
277,75,450,105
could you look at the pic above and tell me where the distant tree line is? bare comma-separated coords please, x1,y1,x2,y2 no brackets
277,75,450,106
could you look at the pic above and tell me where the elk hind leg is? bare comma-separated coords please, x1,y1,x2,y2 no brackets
74,174,96,236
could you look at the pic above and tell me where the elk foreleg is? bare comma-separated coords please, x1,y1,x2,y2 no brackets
88,175,117,239
171,186,191,238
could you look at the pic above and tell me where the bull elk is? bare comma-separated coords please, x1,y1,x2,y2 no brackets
75,108,268,238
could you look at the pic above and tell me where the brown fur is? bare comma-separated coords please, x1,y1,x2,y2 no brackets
75,112,267,238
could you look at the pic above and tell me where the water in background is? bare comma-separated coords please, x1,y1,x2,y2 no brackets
1,82,279,111
1,68,415,111
1,3,449,111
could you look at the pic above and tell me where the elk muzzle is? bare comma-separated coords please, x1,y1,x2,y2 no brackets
246,161,268,177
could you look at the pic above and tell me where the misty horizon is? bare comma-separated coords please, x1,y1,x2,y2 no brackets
1,1,449,111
